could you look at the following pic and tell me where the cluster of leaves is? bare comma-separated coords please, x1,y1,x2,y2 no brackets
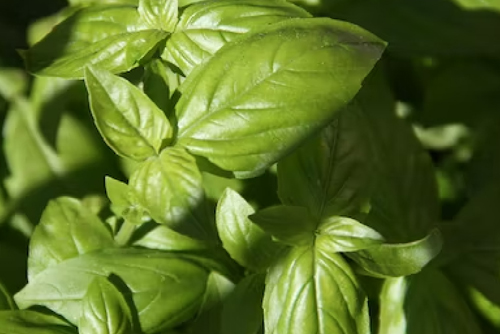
0,0,499,333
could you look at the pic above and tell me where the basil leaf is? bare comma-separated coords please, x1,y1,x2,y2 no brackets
0,68,27,100
164,0,310,75
264,246,369,334
0,282,15,310
15,248,209,334
379,269,482,334
354,69,439,242
79,276,134,334
133,223,209,251
28,197,115,281
0,310,76,334
138,0,178,32
277,107,373,219
316,216,384,253
221,273,265,334
347,229,442,277
129,147,214,240
143,59,175,118
176,18,385,178
216,188,281,271
23,6,168,78
249,205,316,247
85,66,172,161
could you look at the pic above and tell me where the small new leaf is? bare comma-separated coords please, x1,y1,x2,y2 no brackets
129,147,211,239
249,205,316,247
216,188,281,271
347,229,442,277
85,66,172,161
317,216,385,253
79,276,134,334
139,0,178,32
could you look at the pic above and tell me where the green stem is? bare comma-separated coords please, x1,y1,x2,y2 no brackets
115,220,136,246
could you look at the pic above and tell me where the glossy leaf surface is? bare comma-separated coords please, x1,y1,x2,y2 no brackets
129,147,211,239
264,246,369,334
15,248,209,334
28,197,115,281
85,66,172,161
164,0,310,75
347,229,442,277
79,276,134,334
216,188,280,270
139,0,178,31
176,18,385,177
23,6,168,78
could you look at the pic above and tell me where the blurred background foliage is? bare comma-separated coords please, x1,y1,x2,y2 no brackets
0,0,499,331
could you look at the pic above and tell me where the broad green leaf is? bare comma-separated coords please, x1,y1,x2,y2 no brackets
216,188,281,271
353,69,439,242
0,282,15,310
347,229,442,277
221,273,265,334
0,310,76,334
249,205,315,247
28,197,115,281
79,276,134,334
129,147,213,239
176,18,385,178
85,66,172,160
264,246,369,334
27,7,78,46
143,59,175,117
133,223,209,251
277,107,373,219
379,269,482,334
316,216,384,253
15,248,209,334
68,0,138,5
23,6,168,78
164,0,310,75
139,0,178,31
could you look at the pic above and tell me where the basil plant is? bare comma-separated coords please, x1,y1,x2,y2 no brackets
0,0,449,333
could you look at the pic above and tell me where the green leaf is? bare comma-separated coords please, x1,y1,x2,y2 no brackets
0,282,15,310
264,246,369,334
347,229,442,277
0,310,76,334
15,248,209,334
316,216,384,253
68,0,138,5
142,59,175,117
133,223,209,251
129,147,214,239
249,205,315,247
353,69,439,242
277,107,373,219
175,18,385,178
85,66,172,161
23,6,168,78
164,0,311,75
221,273,265,334
138,0,178,32
79,276,134,334
216,188,281,271
27,197,115,281
105,177,148,226
379,269,482,334
0,68,27,100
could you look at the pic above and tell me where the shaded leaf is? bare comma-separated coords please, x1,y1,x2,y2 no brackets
0,310,76,334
